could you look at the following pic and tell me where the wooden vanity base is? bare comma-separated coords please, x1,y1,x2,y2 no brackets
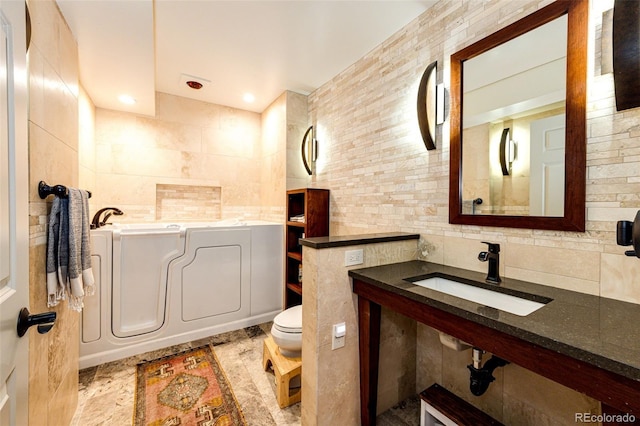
353,278,640,426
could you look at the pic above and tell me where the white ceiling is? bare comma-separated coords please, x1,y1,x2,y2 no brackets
57,0,436,115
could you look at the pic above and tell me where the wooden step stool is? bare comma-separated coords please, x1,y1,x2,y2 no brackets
262,335,302,408
419,383,503,425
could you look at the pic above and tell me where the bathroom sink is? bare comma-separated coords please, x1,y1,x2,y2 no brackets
412,277,547,316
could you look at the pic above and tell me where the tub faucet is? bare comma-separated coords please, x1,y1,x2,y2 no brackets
478,241,501,284
91,207,124,229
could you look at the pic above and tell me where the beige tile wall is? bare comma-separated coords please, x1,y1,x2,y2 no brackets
260,92,287,223
308,0,639,304
258,90,310,223
27,0,81,424
286,92,313,190
78,85,96,194
303,0,623,424
93,92,270,222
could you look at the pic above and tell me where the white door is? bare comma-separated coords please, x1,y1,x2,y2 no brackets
529,114,565,216
0,0,29,425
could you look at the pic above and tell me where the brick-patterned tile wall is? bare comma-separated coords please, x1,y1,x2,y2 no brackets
155,184,221,222
308,0,640,303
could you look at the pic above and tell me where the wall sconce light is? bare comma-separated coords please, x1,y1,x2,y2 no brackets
499,128,517,176
301,125,318,175
417,60,445,151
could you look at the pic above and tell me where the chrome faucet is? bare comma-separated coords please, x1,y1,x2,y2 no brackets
91,207,124,229
478,241,501,284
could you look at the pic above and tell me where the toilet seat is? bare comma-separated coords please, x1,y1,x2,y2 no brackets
273,305,302,333
271,305,302,358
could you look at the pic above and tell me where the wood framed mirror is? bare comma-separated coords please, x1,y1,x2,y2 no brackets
449,0,587,231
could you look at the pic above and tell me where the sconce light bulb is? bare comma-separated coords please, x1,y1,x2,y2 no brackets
311,138,318,162
508,139,517,163
499,128,514,176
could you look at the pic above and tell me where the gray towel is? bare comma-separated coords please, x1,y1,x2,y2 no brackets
46,188,95,311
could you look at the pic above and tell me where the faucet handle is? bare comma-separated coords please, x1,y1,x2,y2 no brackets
478,251,490,261
481,241,500,253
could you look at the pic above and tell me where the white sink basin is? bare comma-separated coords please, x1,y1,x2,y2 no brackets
412,277,547,316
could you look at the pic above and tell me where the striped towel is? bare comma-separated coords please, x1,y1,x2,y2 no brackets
46,188,95,311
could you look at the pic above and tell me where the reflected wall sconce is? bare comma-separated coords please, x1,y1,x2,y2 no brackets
417,61,445,151
301,125,318,175
499,128,517,176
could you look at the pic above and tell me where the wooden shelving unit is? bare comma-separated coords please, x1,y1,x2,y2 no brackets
285,188,329,308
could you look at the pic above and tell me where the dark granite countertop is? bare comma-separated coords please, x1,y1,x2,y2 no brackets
348,260,640,382
300,232,419,249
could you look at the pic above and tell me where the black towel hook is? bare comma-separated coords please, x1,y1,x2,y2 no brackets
38,181,91,199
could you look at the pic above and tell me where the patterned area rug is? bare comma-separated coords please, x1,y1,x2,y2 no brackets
134,345,247,425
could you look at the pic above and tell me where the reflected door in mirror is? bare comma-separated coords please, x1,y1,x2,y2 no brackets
529,114,565,216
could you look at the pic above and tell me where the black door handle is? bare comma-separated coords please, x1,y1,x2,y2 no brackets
17,307,56,337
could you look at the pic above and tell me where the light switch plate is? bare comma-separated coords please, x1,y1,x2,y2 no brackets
332,322,346,350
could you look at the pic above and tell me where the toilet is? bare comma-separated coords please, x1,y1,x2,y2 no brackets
271,305,302,358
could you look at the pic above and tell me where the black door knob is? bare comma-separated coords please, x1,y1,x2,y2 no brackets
16,307,56,337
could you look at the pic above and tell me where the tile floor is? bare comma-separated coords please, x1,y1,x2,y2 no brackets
71,322,419,425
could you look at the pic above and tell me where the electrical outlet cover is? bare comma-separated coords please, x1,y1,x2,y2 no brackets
344,249,364,266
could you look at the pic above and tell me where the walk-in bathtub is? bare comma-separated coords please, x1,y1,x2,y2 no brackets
82,220,283,368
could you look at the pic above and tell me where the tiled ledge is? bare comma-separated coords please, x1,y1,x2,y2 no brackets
300,232,419,249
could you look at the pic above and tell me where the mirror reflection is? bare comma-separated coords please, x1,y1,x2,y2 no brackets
461,16,567,216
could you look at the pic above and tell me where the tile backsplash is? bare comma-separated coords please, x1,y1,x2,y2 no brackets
155,184,222,222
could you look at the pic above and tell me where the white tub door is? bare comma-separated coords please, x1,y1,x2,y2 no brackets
170,228,251,322
112,229,184,338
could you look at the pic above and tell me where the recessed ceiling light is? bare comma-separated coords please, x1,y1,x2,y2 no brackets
118,94,136,105
243,93,255,103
